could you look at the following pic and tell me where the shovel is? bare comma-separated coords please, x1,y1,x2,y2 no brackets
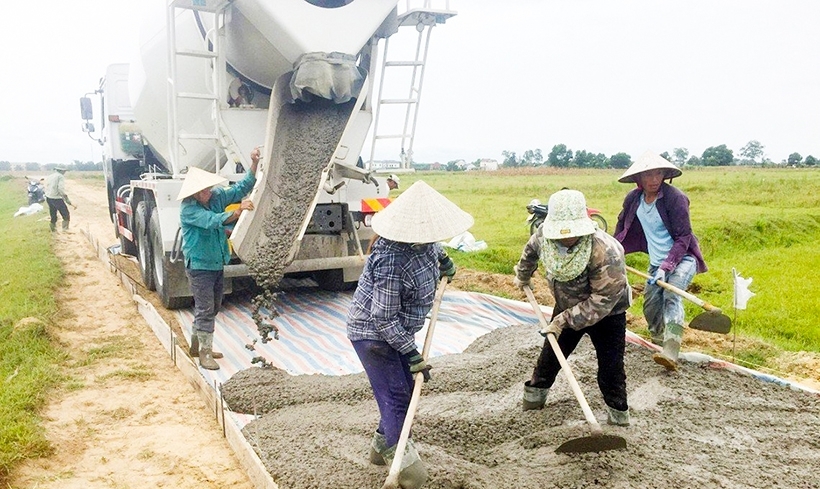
523,286,627,454
625,266,731,334
381,279,447,489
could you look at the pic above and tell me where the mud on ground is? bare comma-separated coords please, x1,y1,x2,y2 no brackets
222,324,820,489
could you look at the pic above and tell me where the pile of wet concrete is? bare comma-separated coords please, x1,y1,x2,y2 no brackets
222,324,820,489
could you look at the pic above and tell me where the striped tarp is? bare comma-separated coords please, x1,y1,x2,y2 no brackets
176,289,545,385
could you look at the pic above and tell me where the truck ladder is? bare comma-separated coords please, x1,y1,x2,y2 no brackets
368,1,456,171
167,0,239,176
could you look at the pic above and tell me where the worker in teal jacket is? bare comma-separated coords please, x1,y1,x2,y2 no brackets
177,148,260,370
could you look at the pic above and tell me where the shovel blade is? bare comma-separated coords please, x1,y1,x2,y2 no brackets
688,310,732,334
555,434,627,454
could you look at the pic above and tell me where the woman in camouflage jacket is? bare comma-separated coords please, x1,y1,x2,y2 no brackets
514,189,632,426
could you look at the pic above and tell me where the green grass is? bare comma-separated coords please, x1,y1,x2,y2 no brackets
400,167,820,353
0,176,65,481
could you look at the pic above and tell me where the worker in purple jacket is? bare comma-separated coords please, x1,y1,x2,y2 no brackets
614,151,707,371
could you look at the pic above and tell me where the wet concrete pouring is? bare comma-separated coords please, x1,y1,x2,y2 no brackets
244,98,355,347
222,324,820,489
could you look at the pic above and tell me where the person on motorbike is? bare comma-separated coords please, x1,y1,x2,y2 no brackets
614,151,708,371
26,177,45,205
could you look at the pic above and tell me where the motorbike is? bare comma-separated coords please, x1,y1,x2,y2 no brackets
526,198,608,236
26,178,45,205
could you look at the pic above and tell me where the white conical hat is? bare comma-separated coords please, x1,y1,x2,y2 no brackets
176,167,228,200
371,180,474,243
618,151,682,183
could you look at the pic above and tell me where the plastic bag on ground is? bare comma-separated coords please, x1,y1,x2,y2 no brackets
442,232,487,253
14,203,43,217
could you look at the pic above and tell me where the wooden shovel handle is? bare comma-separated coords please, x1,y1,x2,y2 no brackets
383,280,447,489
523,286,602,435
625,265,723,314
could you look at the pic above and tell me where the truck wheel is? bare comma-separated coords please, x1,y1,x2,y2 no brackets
314,269,357,292
150,207,192,310
135,201,156,291
590,213,608,233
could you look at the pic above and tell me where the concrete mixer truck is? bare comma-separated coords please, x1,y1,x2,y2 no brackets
80,0,455,309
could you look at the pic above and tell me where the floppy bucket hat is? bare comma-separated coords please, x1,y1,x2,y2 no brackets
176,167,228,201
618,151,682,183
540,189,597,240
54,166,68,172
370,180,474,243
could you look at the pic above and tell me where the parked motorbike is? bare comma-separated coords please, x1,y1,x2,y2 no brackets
26,178,45,205
526,198,608,236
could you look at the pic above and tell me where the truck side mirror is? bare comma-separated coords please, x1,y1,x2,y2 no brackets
80,97,93,121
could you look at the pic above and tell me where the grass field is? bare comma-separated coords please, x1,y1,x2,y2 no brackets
0,176,64,481
397,167,820,353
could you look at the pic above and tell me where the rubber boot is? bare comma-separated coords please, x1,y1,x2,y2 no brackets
382,439,428,489
653,322,683,371
62,220,70,233
49,222,56,232
369,431,387,466
607,406,631,426
188,330,223,359
197,332,220,370
522,381,549,411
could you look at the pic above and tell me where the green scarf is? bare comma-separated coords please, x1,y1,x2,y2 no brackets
540,234,593,282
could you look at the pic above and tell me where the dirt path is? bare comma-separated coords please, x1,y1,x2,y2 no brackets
10,178,253,489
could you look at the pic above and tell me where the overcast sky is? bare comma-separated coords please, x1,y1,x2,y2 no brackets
1,0,818,165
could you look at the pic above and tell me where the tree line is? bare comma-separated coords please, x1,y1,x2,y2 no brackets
0,160,103,172
499,140,817,169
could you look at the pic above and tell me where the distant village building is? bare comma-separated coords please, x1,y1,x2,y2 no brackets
479,158,499,171
370,160,402,170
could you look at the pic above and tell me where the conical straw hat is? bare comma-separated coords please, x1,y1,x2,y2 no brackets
176,167,228,201
618,151,682,183
371,180,474,243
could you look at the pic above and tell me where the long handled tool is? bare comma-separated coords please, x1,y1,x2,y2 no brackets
381,279,447,489
523,285,627,454
625,265,731,334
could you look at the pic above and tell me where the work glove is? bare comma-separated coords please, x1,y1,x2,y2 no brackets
439,254,456,283
513,265,532,290
648,268,667,285
407,349,432,382
539,321,563,338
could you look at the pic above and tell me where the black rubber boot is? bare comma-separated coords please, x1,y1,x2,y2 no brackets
369,431,387,465
382,440,428,489
522,381,549,411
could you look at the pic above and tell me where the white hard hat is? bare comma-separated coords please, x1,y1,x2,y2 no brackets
388,174,400,184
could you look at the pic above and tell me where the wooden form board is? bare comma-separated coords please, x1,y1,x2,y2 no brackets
80,228,279,489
